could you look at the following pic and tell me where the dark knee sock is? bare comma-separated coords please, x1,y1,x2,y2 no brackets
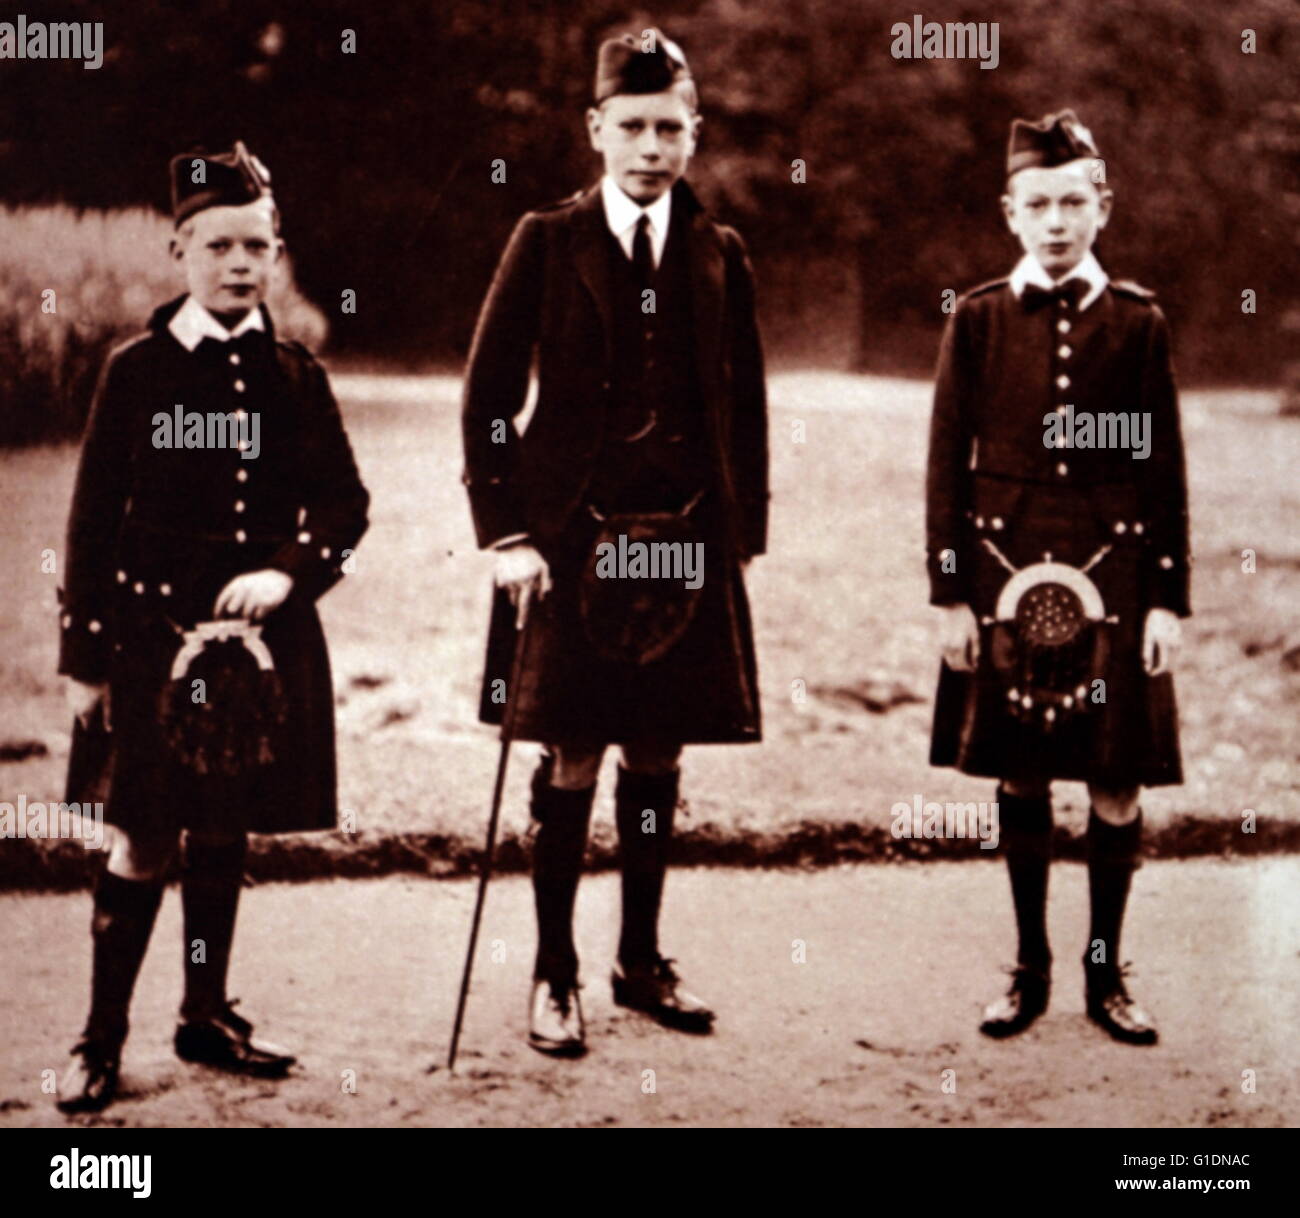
530,760,596,987
85,869,165,1047
1086,808,1142,978
997,787,1053,973
615,766,679,971
180,834,248,1022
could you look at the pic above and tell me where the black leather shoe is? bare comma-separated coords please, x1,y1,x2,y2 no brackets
612,958,715,1034
528,979,586,1057
1086,964,1158,1045
979,964,1051,1038
56,1039,121,1115
174,1001,296,1077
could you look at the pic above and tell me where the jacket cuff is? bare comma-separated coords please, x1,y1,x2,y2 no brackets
927,549,971,606
1147,553,1191,618
267,530,351,601
57,593,111,684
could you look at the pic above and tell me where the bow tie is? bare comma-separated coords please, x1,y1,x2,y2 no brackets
1022,277,1089,311
195,329,267,361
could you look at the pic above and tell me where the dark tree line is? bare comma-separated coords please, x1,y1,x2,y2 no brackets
2,0,1296,380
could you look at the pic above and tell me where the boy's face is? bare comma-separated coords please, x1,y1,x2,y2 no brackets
1001,161,1112,278
586,88,700,205
170,201,282,324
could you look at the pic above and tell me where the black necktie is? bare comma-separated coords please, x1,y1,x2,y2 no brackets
632,214,654,286
1022,277,1088,312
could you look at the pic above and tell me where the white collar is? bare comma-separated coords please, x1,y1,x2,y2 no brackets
600,175,673,267
168,295,266,352
1009,250,1109,312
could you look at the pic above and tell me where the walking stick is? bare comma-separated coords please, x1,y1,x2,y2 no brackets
445,591,535,1073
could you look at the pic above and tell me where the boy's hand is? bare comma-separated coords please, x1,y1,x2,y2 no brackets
938,603,980,672
213,569,294,622
67,680,111,731
495,543,551,629
1142,608,1182,676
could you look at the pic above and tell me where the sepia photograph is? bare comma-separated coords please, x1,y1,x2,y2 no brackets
0,0,1295,1193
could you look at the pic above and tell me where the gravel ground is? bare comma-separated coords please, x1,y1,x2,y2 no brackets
2,857,1296,1128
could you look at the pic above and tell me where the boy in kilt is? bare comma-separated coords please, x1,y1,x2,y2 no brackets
926,112,1190,1045
55,142,369,1112
462,29,768,1055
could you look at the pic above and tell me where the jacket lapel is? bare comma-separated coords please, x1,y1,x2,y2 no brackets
569,185,617,368
682,183,725,403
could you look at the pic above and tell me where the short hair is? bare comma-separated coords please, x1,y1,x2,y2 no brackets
1005,158,1109,196
176,195,281,242
595,78,699,116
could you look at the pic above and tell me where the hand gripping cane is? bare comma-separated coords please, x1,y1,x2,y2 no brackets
445,589,536,1072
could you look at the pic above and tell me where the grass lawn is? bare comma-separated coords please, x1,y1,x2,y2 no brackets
2,371,1297,882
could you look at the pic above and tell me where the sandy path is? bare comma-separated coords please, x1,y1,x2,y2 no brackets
1,858,1295,1127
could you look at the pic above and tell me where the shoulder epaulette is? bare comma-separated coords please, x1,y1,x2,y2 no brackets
276,338,321,366
534,190,584,213
1109,279,1156,303
963,277,1010,301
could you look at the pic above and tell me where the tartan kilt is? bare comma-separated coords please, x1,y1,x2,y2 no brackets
478,506,761,745
930,475,1182,787
64,531,340,837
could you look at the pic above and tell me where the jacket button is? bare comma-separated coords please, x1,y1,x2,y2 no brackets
236,469,248,482
233,379,247,393
1056,461,1069,476
1160,555,1174,570
991,516,1004,530
320,546,331,560
1134,522,1145,534
133,581,145,594
1057,319,1071,334
234,408,247,420
1058,345,1072,359
974,515,985,528
235,530,247,543
229,352,241,366
61,613,72,629
298,531,312,544
88,619,102,634
234,500,246,513
160,583,172,596
1056,374,1070,390
1114,521,1127,534
116,570,127,583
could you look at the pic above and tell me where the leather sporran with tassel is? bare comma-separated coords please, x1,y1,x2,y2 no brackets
158,620,288,779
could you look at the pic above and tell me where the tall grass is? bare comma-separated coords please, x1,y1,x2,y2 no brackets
0,205,329,446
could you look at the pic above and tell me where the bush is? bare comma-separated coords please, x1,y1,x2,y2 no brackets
0,205,329,447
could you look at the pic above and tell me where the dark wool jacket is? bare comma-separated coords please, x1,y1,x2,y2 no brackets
461,179,769,560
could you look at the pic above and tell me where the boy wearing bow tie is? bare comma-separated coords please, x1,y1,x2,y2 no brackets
56,142,369,1112
925,111,1191,1045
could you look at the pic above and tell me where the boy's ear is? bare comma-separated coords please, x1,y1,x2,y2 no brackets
585,105,604,152
1000,192,1017,233
1095,187,1114,229
168,235,184,263
273,238,286,264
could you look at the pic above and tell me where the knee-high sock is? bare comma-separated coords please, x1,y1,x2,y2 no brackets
614,766,679,971
180,834,248,1022
85,869,164,1047
1086,808,1142,977
531,760,596,987
997,787,1053,973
